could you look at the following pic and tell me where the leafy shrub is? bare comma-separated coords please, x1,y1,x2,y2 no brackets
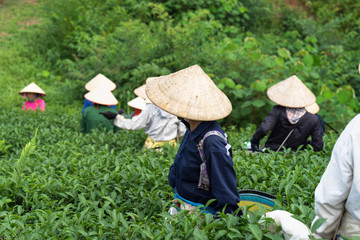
0,139,11,155
0,104,341,238
35,0,359,128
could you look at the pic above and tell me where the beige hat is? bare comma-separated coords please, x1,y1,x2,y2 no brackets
127,96,146,110
358,64,360,74
134,84,151,103
84,88,118,105
305,102,319,114
85,73,116,91
19,82,46,96
145,64,232,121
267,75,316,108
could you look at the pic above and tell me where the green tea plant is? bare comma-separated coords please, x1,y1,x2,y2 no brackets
12,129,37,187
0,105,341,239
0,140,11,156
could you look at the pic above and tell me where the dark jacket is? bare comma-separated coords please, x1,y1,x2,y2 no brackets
168,121,240,214
252,105,324,151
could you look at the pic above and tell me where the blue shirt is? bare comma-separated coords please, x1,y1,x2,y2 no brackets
82,99,116,114
168,121,240,214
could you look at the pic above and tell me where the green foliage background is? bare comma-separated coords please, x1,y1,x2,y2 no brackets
0,0,359,238
1,0,359,127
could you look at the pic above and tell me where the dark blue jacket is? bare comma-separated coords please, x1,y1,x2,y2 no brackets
168,121,240,214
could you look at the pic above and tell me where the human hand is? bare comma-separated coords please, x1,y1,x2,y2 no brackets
250,138,259,152
99,111,118,120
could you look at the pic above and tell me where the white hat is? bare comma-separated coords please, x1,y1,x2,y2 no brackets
145,64,232,121
84,88,118,105
305,102,320,114
19,82,46,96
134,84,151,103
85,73,116,91
127,96,146,110
267,75,316,108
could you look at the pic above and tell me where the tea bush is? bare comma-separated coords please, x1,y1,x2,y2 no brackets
0,105,340,239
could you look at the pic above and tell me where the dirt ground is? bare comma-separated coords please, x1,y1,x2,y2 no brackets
0,0,41,39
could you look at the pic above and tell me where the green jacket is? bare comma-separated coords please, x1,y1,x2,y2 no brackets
80,105,118,133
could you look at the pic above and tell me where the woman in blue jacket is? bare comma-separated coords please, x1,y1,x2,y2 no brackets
145,65,240,215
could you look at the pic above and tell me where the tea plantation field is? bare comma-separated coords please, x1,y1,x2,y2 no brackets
0,105,338,239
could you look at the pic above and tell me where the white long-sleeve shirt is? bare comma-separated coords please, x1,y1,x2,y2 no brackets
114,103,186,142
312,114,360,239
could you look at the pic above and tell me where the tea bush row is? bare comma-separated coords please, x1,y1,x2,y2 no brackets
0,106,339,238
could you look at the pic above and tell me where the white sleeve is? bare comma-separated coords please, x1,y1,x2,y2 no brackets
177,121,186,137
312,117,356,239
113,105,151,130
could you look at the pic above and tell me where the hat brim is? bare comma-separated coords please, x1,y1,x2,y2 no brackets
127,97,146,110
267,75,316,108
84,89,118,105
305,102,320,114
19,82,46,96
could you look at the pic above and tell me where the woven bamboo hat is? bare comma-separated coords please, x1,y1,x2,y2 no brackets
305,102,320,114
84,88,118,105
267,75,316,108
85,73,116,92
127,96,146,110
19,82,46,96
145,65,232,121
134,84,151,103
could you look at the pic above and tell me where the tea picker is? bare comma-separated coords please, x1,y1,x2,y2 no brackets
82,73,117,114
80,88,119,133
249,75,324,152
19,82,46,112
146,64,241,215
100,83,186,149
311,63,360,239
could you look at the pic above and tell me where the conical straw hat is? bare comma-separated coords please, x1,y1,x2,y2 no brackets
305,102,320,114
127,96,146,110
84,88,118,105
145,65,232,121
19,82,46,96
134,84,151,103
85,73,116,91
267,75,316,108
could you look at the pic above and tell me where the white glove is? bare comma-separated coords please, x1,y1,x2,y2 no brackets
265,210,311,240
115,114,125,121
